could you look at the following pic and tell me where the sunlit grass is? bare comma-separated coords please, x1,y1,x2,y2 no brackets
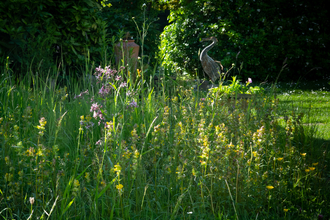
276,81,330,140
0,65,329,220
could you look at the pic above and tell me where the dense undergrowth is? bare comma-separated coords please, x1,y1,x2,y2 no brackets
0,62,329,220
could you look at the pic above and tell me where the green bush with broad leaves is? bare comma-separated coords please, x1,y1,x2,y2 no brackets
159,0,329,81
208,76,265,100
0,0,107,75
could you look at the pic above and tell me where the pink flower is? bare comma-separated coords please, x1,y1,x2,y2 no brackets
247,78,252,84
90,103,100,112
129,100,138,108
93,111,98,119
120,82,127,88
99,85,110,96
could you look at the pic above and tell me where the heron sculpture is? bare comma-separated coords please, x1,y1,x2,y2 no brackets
200,36,223,82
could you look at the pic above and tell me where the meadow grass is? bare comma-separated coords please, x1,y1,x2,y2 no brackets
0,62,329,220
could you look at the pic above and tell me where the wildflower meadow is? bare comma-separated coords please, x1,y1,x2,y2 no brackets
0,58,329,220
1,2,329,219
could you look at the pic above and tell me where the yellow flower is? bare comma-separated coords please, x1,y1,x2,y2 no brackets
305,169,310,172
309,167,315,171
134,150,140,158
114,164,122,172
80,115,84,120
137,69,141,77
5,156,9,165
284,209,289,212
116,184,123,190
73,179,80,187
300,153,306,156
312,162,318,166
277,157,283,161
85,172,90,183
266,186,274,190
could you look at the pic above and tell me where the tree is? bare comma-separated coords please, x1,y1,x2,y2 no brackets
0,0,107,76
159,0,330,81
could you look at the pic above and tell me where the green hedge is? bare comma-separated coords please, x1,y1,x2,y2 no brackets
159,0,330,81
0,0,106,74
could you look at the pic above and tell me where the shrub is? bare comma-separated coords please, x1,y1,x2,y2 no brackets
159,0,329,81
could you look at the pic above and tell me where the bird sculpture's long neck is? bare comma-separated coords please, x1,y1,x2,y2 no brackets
200,40,216,61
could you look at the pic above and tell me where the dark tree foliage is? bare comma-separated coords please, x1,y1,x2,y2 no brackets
99,0,162,67
159,0,330,81
0,0,106,76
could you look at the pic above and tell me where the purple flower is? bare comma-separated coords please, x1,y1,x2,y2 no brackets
120,82,127,88
129,100,138,108
99,85,110,96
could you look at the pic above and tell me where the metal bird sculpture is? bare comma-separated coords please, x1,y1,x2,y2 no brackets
200,36,223,82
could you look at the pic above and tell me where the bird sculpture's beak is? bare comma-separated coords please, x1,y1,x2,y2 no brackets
201,37,217,42
201,38,211,42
